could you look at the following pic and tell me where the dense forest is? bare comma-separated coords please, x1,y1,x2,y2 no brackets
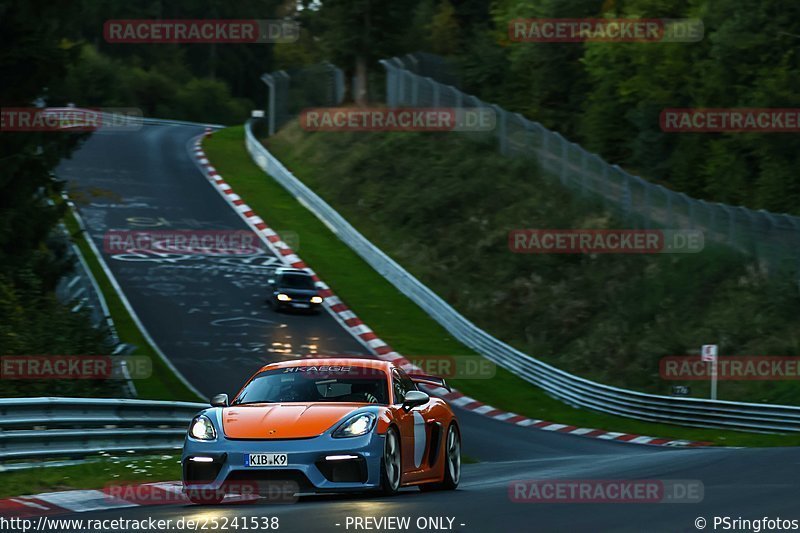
6,1,798,211
289,0,800,215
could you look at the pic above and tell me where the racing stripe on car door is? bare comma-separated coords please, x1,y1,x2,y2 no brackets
412,411,426,468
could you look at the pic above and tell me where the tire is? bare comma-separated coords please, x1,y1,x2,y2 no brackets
379,427,402,495
418,423,460,492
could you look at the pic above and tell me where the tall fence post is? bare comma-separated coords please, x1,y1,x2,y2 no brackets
332,64,345,105
378,59,396,107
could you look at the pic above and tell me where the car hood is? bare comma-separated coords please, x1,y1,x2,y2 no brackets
221,403,363,439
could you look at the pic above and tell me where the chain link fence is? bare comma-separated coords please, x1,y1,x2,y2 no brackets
379,55,800,277
261,62,345,135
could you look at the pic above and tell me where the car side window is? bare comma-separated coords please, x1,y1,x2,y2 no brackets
392,369,417,404
392,370,406,404
398,369,417,394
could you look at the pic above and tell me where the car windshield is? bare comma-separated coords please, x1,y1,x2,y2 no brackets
233,366,389,404
279,274,316,290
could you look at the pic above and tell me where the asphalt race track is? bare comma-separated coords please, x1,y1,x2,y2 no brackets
55,123,800,532
58,123,368,398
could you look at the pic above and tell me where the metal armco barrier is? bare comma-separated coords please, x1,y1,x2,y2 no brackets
244,121,800,433
0,397,205,462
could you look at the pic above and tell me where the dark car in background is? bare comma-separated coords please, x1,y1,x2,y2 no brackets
267,267,323,313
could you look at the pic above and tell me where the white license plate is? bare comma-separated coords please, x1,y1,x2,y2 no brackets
293,303,310,308
245,453,288,467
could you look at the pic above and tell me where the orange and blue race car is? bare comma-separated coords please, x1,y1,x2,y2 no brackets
181,358,461,503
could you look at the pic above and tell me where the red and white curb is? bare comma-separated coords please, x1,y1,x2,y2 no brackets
0,482,256,517
190,128,711,450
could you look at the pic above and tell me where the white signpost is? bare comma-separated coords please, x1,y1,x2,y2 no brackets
701,344,719,400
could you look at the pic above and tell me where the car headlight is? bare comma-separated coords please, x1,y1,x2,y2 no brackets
189,415,216,441
333,412,376,438
276,293,291,301
310,296,323,304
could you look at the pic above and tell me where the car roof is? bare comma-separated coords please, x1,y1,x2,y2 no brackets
257,358,393,374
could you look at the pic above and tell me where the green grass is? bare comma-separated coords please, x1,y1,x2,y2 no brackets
62,208,201,402
0,455,181,498
200,125,800,448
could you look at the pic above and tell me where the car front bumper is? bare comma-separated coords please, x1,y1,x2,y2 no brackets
182,430,385,494
282,301,321,311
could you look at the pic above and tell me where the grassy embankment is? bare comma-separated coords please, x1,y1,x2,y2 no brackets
201,125,800,447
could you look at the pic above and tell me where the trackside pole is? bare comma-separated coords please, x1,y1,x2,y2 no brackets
702,344,719,400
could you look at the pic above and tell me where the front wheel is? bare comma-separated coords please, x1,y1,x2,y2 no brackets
379,427,402,495
419,423,460,491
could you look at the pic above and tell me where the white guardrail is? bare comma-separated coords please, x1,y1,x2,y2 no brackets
244,121,800,434
0,398,204,463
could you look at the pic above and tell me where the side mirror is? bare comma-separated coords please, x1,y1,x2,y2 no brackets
210,393,228,407
402,390,429,411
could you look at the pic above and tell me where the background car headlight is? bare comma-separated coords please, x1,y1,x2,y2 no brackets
333,412,376,438
190,415,216,440
276,293,291,301
310,296,323,304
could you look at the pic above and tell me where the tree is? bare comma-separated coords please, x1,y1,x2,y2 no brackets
306,0,418,105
